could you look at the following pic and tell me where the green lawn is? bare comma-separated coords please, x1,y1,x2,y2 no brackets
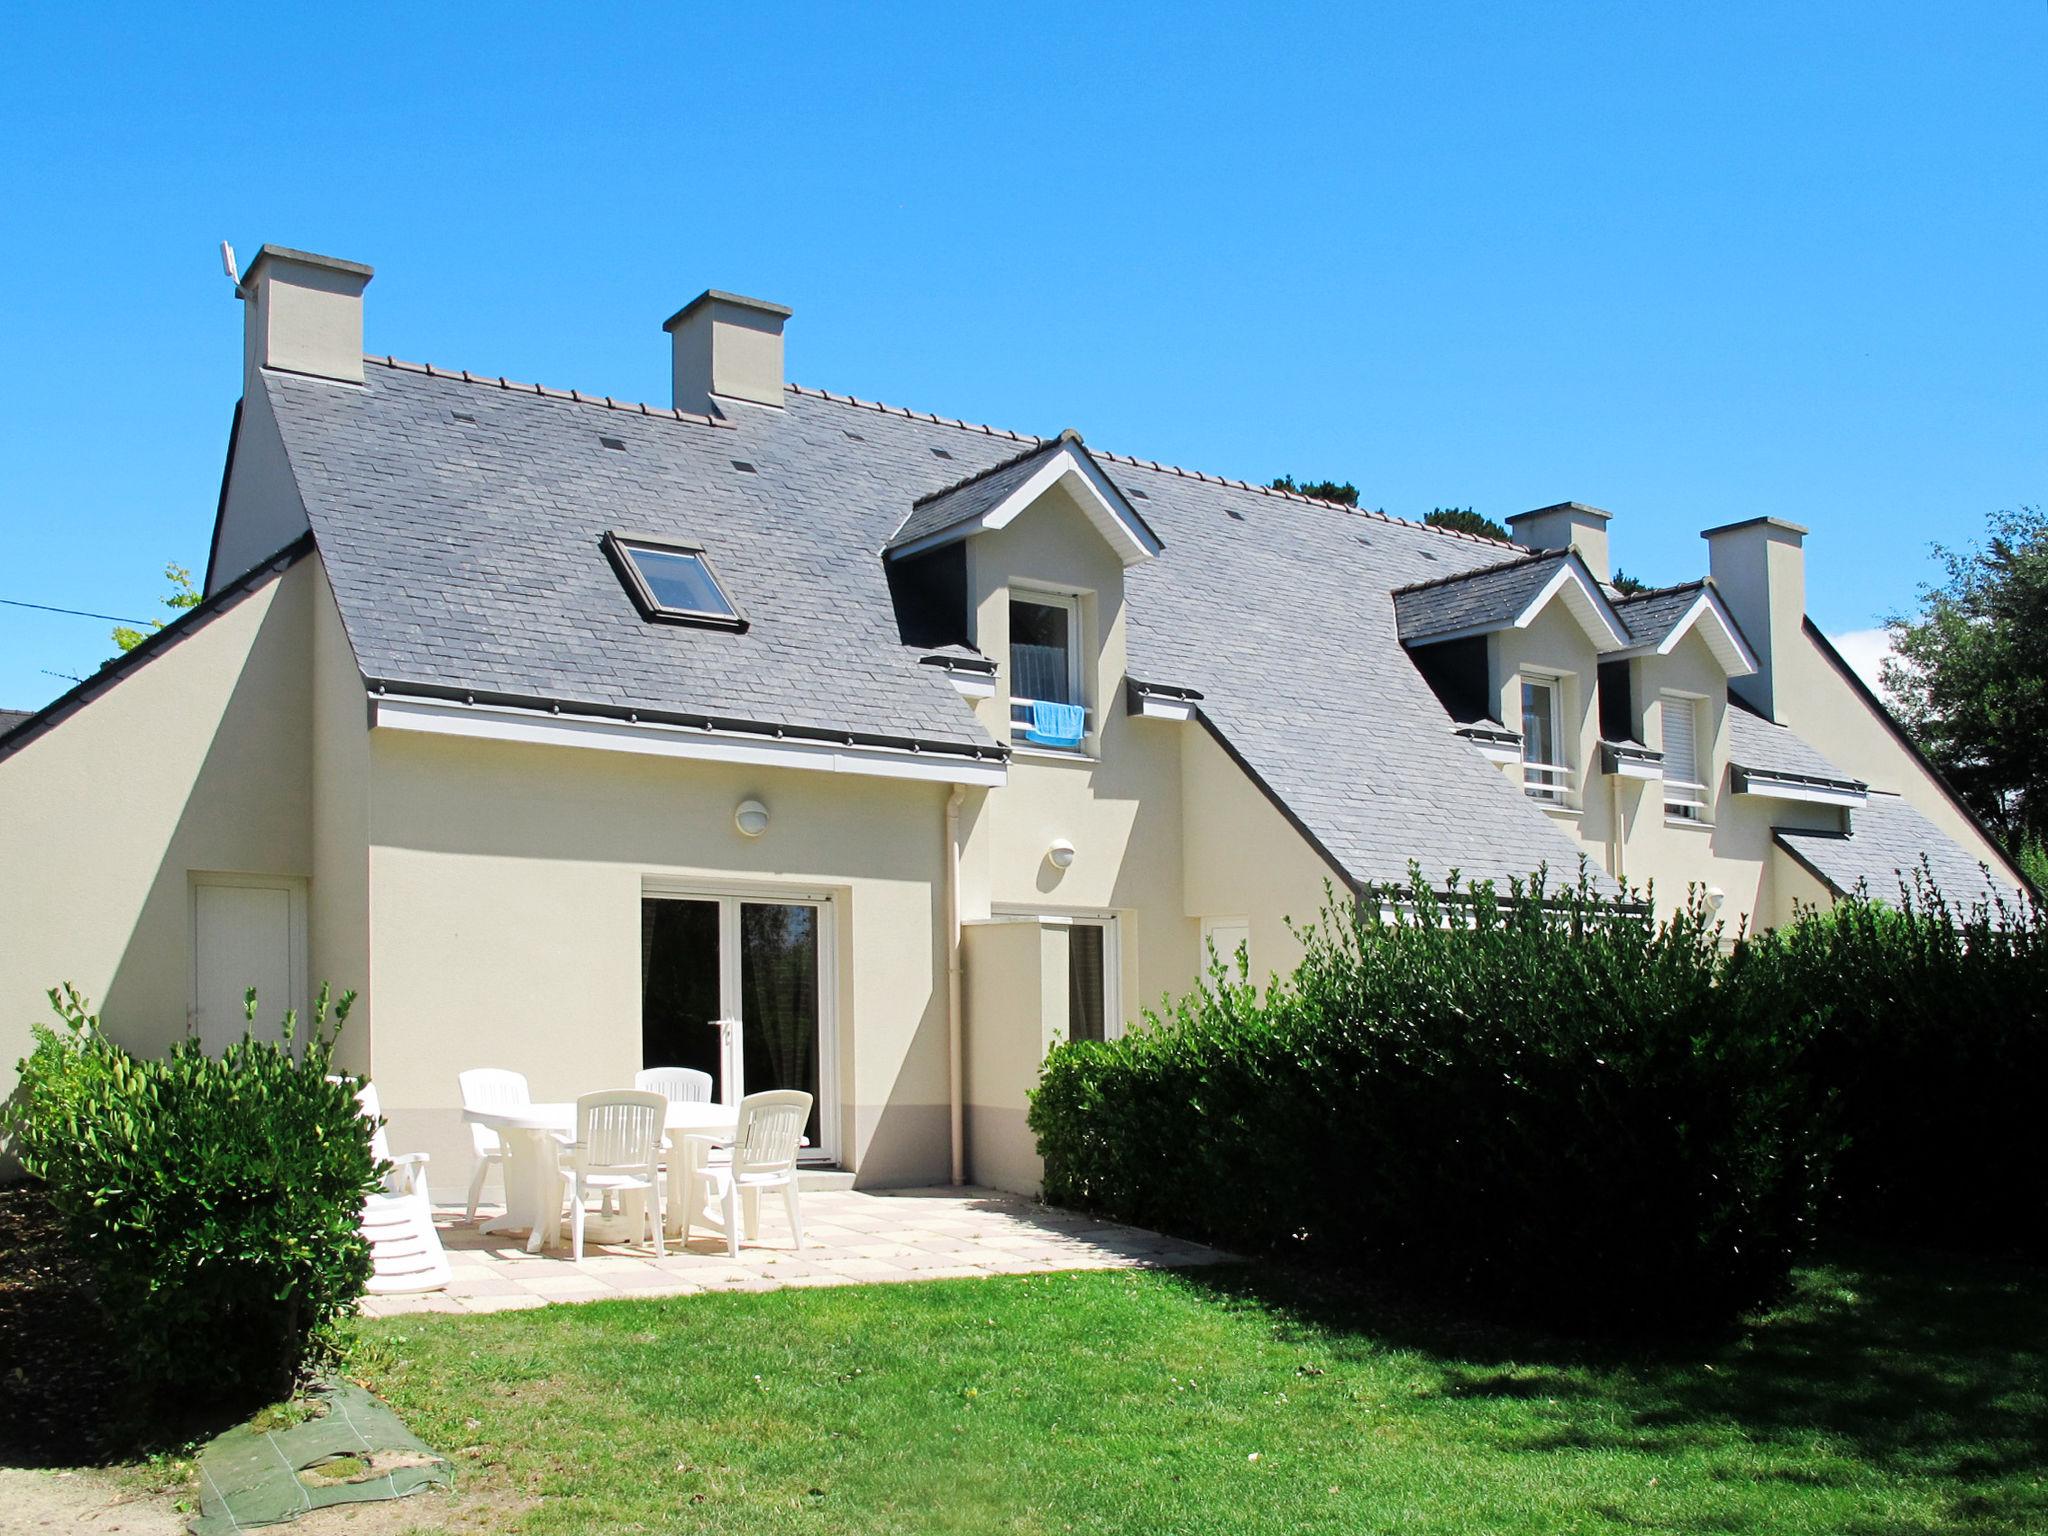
354,1244,2048,1535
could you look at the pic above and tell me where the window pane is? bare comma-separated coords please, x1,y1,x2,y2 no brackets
641,899,723,1090
741,903,822,1144
1068,924,1107,1043
1011,599,1074,703
1521,680,1556,765
628,546,734,617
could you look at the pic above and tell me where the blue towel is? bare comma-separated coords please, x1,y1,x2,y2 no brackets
1025,699,1086,748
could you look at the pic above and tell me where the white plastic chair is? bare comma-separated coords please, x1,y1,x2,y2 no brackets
634,1065,713,1104
342,1079,449,1294
561,1090,666,1261
457,1067,531,1219
678,1090,812,1258
353,1080,431,1202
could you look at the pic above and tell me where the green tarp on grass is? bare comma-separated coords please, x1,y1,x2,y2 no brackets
188,1379,451,1534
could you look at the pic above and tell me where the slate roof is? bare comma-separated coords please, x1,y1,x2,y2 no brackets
1391,550,1573,645
887,437,1066,551
0,709,32,736
262,358,1603,891
1613,582,1706,646
1777,794,2024,908
1725,701,1865,790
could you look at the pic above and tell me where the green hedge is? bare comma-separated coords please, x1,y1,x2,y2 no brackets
1739,874,2048,1255
4,984,380,1405
1032,870,1836,1334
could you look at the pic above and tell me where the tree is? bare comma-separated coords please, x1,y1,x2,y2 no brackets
112,563,201,654
1883,505,2048,850
1269,475,1358,506
1609,569,1652,596
1423,506,1510,541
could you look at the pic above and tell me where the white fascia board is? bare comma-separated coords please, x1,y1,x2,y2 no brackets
373,695,1008,787
1467,739,1521,765
1734,770,1868,808
1515,560,1630,650
1133,695,1197,721
1606,757,1664,782
947,673,997,701
1611,591,1761,676
893,443,1161,566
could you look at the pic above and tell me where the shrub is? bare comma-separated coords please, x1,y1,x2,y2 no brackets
3,983,380,1405
1032,868,1836,1334
1742,872,2048,1255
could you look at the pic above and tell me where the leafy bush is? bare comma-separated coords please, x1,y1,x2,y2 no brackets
1741,873,2048,1255
4,984,380,1404
1032,869,1836,1334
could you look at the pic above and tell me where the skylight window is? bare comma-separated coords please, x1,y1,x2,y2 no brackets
603,531,745,631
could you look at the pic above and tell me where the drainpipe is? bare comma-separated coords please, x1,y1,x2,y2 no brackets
945,784,966,1186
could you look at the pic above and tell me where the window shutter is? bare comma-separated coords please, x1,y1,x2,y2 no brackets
1663,696,1698,785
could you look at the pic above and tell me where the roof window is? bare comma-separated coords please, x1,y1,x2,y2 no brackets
603,531,745,631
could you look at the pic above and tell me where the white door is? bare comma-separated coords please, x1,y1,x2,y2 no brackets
1202,917,1251,987
192,876,306,1053
640,891,837,1162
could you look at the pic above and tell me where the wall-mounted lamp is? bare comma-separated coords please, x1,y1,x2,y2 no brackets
735,799,770,837
1047,838,1076,870
1705,885,1726,912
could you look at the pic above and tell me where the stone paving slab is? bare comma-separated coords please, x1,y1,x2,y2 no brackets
359,1185,1228,1317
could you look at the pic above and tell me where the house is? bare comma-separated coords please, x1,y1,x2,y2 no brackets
0,247,2024,1194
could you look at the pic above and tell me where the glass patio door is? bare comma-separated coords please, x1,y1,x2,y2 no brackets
640,893,829,1155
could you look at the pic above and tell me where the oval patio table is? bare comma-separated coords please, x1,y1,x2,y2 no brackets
464,1099,739,1254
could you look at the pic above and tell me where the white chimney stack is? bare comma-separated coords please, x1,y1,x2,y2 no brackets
663,290,791,416
240,246,373,395
1507,502,1612,583
1702,516,1808,723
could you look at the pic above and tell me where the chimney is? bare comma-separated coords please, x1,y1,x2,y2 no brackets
663,290,791,416
240,246,373,394
1507,502,1611,583
1702,516,1807,722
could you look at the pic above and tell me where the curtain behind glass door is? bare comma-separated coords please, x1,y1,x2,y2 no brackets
740,903,821,1142
641,898,723,1091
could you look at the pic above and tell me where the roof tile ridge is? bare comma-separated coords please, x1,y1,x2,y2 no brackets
1389,547,1566,598
366,355,732,429
1084,446,1522,550
909,435,1064,508
785,381,1514,551
784,381,1042,446
1613,578,1707,605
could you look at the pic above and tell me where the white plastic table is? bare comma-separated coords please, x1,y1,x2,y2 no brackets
463,1099,739,1253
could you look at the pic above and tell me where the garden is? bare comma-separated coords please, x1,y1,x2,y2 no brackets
2,868,2045,1533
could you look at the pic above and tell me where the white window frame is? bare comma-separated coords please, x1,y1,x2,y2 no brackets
639,879,840,1164
988,907,1123,1040
1007,587,1088,747
1661,690,1711,824
1519,671,1572,807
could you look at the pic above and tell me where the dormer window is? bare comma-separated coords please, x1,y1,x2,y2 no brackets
604,531,745,631
1520,673,1571,806
1010,591,1086,749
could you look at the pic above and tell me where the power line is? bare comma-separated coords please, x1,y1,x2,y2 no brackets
0,596,154,625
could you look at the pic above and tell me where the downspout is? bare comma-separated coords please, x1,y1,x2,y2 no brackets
1609,772,1626,886
945,784,966,1186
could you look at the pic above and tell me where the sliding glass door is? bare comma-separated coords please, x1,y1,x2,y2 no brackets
640,892,830,1155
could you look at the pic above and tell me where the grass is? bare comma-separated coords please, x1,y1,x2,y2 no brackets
352,1241,2048,1535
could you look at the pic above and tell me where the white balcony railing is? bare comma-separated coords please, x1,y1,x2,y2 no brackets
1009,697,1091,747
1663,779,1710,821
1522,761,1573,806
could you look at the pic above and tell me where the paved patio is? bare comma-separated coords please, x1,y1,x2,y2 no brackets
362,1186,1228,1316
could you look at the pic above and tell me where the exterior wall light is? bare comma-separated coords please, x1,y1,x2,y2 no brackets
735,799,770,837
1047,838,1076,870
1705,885,1726,911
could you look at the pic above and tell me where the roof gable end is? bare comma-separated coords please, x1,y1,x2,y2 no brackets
1395,548,1629,651
885,431,1162,567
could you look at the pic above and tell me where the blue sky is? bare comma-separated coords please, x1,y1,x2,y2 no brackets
1,3,2041,709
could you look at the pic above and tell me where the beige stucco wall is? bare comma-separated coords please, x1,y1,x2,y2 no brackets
359,728,954,1186
0,556,315,1101
208,386,312,596
961,918,1067,1195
